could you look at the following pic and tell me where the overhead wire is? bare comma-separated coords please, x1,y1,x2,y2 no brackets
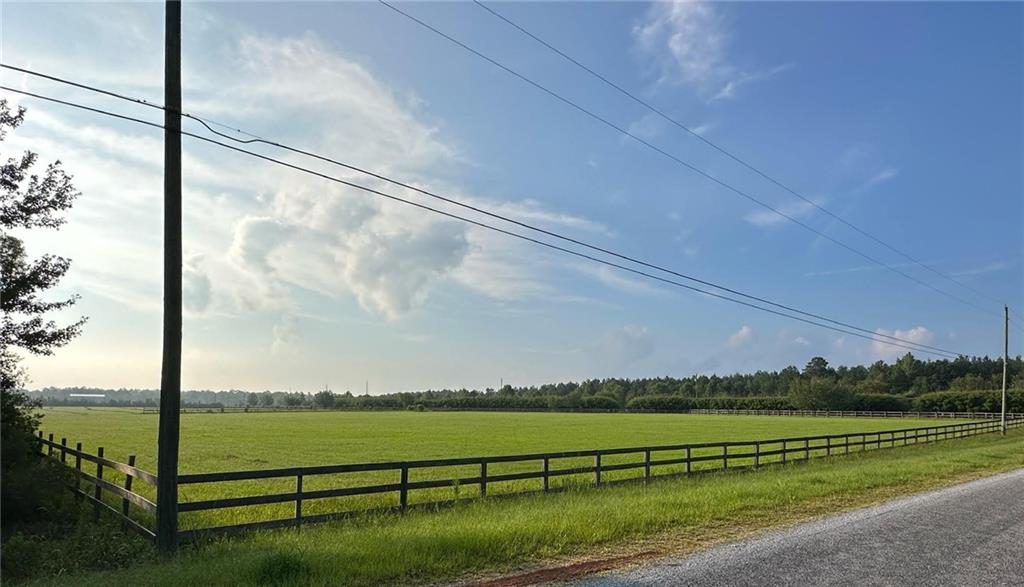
375,0,1002,320
471,0,1010,313
0,66,978,353
0,84,967,358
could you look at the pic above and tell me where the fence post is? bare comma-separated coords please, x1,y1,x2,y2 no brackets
74,442,82,500
122,455,136,521
542,457,550,492
48,433,54,456
400,464,409,511
295,472,303,527
844,435,849,454
685,447,692,474
754,442,760,469
480,461,487,497
825,436,831,456
781,440,787,464
644,449,651,481
595,454,602,485
722,445,728,470
37,430,43,453
60,438,67,464
804,439,810,460
94,447,104,520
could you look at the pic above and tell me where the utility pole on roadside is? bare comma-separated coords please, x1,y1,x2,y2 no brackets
156,0,182,553
1001,305,1008,435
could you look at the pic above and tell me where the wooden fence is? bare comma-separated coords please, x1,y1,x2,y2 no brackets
35,432,157,541
37,417,1023,544
172,416,1022,541
683,409,1022,419
136,407,1022,418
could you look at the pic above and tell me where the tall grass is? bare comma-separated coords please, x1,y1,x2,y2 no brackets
27,428,1024,587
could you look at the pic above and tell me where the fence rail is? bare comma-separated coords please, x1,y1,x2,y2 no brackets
38,417,1022,543
133,407,1023,418
172,416,1023,541
35,432,157,541
683,409,1022,419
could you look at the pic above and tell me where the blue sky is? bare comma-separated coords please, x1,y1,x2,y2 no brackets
1,1,1021,393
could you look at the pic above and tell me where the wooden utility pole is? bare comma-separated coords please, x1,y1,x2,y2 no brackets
1001,305,1008,435
156,0,182,553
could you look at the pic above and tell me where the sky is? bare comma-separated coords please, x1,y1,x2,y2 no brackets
1,1,1021,393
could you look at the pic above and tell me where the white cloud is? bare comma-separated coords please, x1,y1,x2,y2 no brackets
858,167,899,192
634,1,792,100
627,112,668,140
634,1,728,88
744,197,825,227
793,336,810,346
183,253,212,313
871,326,934,361
592,325,655,366
711,63,795,102
271,314,299,354
727,324,755,348
11,12,614,328
951,261,1010,278
577,264,667,296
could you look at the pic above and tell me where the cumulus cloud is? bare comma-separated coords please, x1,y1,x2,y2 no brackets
793,336,810,346
872,326,934,361
229,181,471,319
13,8,617,328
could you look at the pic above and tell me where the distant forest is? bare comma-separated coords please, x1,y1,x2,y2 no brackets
27,354,1024,413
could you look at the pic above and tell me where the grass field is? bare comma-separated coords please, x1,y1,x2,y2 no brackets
38,408,972,530
28,425,1024,587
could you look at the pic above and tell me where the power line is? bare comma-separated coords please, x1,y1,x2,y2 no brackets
375,0,1001,321
1010,307,1024,323
0,67,973,354
0,85,965,358
471,0,1009,314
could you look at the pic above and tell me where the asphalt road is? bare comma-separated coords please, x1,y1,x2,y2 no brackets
577,468,1024,587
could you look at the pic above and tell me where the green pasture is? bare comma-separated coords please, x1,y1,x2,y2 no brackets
29,426,1024,587
37,408,973,530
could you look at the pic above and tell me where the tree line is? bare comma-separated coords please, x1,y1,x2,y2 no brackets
28,354,1024,413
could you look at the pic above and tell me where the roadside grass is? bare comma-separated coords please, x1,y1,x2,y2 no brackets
26,427,1024,587
37,408,972,529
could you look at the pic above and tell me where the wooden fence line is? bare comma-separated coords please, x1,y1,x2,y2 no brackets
173,417,1023,541
135,407,1023,418
38,416,1023,544
35,432,158,541
682,409,1022,419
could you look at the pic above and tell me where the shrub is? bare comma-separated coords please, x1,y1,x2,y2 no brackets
580,395,621,411
853,393,911,412
626,395,692,412
912,390,1023,413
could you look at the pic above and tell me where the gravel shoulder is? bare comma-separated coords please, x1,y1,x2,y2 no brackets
575,468,1024,587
